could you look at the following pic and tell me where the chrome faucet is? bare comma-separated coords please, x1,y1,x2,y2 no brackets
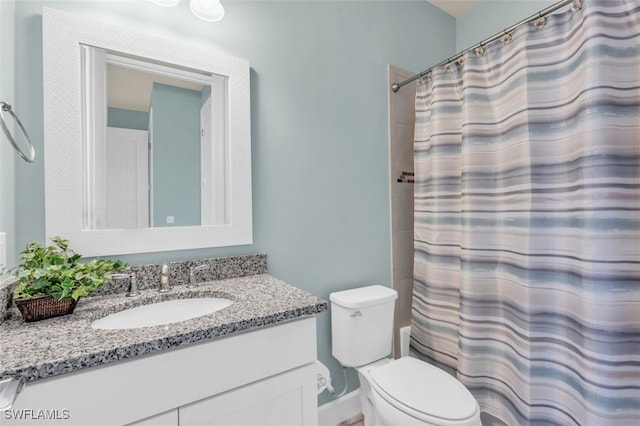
159,263,171,293
187,264,210,288
126,272,140,297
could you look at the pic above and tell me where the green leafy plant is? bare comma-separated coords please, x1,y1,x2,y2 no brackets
13,237,127,301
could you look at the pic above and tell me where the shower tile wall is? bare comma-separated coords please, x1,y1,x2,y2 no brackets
388,65,416,356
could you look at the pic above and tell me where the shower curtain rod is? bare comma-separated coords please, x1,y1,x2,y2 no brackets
391,0,575,92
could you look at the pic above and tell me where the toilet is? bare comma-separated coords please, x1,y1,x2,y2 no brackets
330,285,482,426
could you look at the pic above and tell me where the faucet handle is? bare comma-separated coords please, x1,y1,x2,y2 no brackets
110,273,130,280
187,264,209,288
110,272,140,297
192,264,209,272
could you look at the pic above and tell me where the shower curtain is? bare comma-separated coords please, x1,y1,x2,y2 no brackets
411,1,640,424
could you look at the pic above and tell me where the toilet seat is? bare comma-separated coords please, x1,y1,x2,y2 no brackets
368,357,479,423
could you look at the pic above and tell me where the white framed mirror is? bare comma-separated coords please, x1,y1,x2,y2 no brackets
43,8,252,256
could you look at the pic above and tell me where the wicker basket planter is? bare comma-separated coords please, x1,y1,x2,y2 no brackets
12,237,126,323
14,295,79,322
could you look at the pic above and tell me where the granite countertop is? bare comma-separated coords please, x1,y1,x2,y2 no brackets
0,274,327,383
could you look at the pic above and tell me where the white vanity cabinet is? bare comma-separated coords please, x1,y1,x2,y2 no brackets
129,365,317,426
178,364,316,426
4,318,318,426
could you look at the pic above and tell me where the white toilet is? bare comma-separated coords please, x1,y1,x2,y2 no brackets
330,285,482,426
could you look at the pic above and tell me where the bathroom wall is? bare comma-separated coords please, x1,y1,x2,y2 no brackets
0,0,16,273
9,0,456,404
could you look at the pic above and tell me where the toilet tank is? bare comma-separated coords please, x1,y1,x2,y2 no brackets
330,285,398,367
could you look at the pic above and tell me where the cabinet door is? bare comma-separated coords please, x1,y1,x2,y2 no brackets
179,364,317,426
125,409,177,426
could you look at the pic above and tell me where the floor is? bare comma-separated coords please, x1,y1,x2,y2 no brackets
337,412,364,426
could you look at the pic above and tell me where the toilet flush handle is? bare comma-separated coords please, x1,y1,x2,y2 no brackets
350,310,363,318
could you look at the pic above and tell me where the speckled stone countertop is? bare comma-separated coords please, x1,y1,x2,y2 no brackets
0,274,327,383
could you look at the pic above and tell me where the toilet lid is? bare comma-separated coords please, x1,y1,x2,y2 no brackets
369,357,478,422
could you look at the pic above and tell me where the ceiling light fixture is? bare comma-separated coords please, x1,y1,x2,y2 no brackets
190,0,225,22
149,0,225,22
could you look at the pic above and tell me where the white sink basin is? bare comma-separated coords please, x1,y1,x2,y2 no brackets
91,298,233,330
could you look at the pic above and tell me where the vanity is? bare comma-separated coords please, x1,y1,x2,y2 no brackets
0,260,327,425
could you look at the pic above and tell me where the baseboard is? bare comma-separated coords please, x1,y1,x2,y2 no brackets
318,390,360,426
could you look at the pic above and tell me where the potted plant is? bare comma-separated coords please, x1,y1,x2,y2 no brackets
12,236,127,322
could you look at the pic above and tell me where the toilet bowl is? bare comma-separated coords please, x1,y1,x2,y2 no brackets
330,286,481,426
360,357,481,426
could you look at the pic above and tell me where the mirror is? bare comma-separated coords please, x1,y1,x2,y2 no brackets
82,46,227,229
43,8,252,256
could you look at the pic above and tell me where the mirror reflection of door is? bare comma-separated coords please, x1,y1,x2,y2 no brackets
106,127,149,229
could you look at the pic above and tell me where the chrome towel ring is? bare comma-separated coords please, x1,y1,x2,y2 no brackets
0,101,35,163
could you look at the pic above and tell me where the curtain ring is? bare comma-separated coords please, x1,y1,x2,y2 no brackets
534,16,546,30
501,33,512,44
474,45,486,56
0,102,35,163
571,0,583,11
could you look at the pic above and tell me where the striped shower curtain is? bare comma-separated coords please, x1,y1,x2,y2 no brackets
411,1,640,424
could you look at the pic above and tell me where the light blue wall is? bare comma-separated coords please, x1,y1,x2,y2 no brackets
10,0,456,403
150,83,201,228
0,0,16,272
107,107,149,131
456,0,559,51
